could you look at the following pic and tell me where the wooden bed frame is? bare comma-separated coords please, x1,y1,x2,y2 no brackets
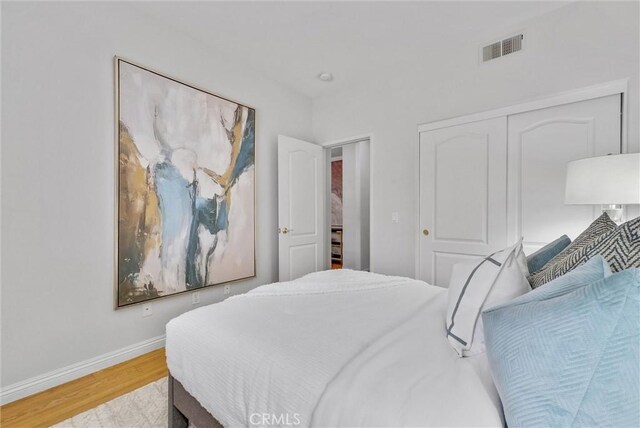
168,374,224,428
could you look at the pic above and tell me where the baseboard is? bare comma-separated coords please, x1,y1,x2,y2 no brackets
0,334,165,405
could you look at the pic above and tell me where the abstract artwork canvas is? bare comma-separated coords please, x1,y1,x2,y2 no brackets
115,58,255,307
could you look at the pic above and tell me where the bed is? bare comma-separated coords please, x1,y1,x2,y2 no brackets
165,269,504,427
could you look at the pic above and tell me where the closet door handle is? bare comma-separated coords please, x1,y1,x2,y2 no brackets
422,229,430,236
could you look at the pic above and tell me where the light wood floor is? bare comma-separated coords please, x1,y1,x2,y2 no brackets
0,348,168,428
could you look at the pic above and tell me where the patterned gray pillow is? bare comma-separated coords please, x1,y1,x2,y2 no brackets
561,216,640,273
528,213,617,287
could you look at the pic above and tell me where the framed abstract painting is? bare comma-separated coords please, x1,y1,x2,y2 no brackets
115,58,256,308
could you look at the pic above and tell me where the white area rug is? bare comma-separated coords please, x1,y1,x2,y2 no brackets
52,378,168,428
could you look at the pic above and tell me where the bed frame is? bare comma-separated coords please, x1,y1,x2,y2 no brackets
168,374,224,428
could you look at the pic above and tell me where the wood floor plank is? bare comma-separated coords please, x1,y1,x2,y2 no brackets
0,348,168,428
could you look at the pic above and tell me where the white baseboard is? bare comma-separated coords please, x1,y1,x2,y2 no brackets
0,334,166,405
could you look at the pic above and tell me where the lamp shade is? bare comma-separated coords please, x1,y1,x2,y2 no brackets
565,153,640,205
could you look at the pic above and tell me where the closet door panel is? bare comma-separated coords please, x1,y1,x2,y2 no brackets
507,94,621,255
433,252,483,288
419,117,507,286
433,137,488,243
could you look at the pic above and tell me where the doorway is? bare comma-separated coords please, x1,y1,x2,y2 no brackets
327,139,370,271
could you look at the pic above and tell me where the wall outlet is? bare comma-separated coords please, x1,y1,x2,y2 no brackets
223,284,231,295
391,211,400,224
192,291,200,305
142,303,152,317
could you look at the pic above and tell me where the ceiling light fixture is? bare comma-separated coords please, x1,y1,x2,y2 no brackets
318,72,334,82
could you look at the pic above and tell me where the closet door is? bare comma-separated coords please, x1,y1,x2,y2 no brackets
507,94,621,255
419,117,507,287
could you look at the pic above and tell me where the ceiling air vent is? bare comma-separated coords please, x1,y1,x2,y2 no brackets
502,34,523,56
482,34,524,62
483,41,502,62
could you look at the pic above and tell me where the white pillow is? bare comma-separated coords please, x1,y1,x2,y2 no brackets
446,240,531,357
515,245,530,277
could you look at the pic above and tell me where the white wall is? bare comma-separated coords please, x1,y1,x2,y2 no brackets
312,1,640,278
1,2,312,391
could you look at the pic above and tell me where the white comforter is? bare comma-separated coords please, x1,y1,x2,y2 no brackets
166,270,503,427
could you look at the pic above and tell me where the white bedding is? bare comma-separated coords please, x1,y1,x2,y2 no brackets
166,270,503,427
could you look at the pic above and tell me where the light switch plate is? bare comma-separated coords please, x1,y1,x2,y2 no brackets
391,212,399,224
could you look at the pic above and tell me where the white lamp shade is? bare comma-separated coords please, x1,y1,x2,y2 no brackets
565,153,640,205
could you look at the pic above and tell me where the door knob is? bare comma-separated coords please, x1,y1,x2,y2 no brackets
422,229,429,236
282,227,289,234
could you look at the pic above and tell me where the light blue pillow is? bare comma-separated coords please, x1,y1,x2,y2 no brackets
482,266,639,427
526,234,572,274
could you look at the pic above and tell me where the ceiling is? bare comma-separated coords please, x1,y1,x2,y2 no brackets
137,1,570,99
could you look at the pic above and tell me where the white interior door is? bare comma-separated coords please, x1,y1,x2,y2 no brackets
507,94,621,255
341,143,361,270
278,135,325,281
419,117,508,287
